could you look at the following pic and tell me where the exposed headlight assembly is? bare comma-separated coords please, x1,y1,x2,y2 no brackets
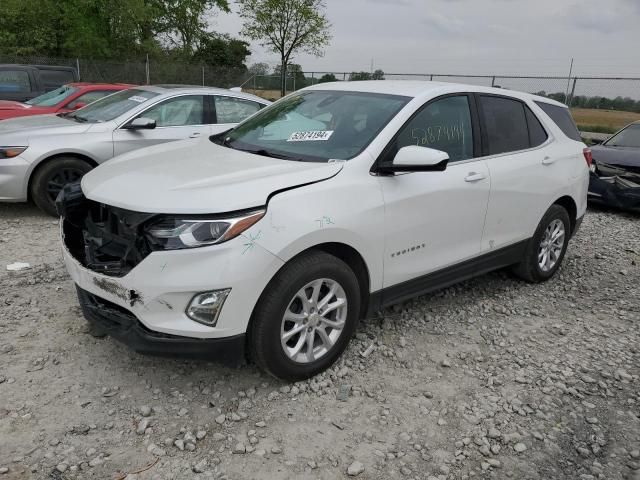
146,209,265,249
0,146,27,159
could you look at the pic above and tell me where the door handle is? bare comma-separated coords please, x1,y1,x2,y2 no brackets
464,172,486,182
542,156,556,165
189,132,202,138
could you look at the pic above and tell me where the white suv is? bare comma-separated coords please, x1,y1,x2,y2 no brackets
59,81,590,380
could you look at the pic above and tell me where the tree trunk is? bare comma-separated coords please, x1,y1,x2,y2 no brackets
280,59,287,98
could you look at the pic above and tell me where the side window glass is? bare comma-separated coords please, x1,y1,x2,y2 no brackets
67,91,112,109
391,95,474,162
534,101,582,142
479,96,529,155
140,95,204,127
0,70,31,93
215,96,261,124
525,106,548,147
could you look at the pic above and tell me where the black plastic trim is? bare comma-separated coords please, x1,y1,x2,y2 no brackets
76,286,246,365
367,240,528,313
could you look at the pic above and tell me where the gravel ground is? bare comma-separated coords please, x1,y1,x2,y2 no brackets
0,203,638,480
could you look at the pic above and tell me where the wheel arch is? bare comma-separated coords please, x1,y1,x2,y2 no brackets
552,195,578,234
27,152,98,201
250,241,372,327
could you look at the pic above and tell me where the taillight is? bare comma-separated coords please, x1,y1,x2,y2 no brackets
583,147,593,167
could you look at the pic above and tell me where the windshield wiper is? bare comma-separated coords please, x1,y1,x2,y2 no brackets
72,115,89,123
242,148,300,161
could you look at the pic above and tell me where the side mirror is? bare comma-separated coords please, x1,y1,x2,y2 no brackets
72,102,86,110
125,117,156,130
378,146,449,174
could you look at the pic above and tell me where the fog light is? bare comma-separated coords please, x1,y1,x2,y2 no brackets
186,289,230,326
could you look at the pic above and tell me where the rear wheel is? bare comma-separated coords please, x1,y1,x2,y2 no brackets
31,157,93,216
249,251,361,381
513,204,571,283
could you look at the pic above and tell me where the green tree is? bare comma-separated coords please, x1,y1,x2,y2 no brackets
192,35,250,69
0,0,231,60
149,0,230,54
237,0,331,96
248,62,270,76
317,73,337,83
371,69,385,80
349,71,371,81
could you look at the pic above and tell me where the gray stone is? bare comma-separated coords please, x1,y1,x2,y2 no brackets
347,461,365,476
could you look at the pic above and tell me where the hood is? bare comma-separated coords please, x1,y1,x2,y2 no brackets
0,101,53,121
591,144,640,169
82,138,343,214
0,100,32,110
0,114,91,139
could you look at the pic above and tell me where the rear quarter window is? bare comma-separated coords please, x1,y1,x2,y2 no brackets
535,101,582,142
38,69,76,88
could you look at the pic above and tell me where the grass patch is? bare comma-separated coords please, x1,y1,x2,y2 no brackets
577,124,618,134
571,108,640,130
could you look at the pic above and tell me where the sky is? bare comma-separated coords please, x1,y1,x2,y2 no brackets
210,0,640,78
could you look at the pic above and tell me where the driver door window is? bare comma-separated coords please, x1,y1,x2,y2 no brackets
139,95,205,127
388,95,474,163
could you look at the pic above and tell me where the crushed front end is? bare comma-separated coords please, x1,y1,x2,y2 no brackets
588,162,640,211
56,183,284,363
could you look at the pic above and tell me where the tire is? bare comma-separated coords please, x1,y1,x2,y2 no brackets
30,157,93,216
87,322,108,338
249,251,361,381
513,204,571,283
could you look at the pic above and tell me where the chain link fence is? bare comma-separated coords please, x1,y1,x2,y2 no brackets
0,54,250,88
2,54,640,111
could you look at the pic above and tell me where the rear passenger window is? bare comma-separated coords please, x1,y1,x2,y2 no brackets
479,96,529,155
214,96,262,124
0,70,31,92
535,101,581,142
525,107,548,147
390,95,474,162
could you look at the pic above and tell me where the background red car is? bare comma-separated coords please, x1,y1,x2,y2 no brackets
0,82,133,120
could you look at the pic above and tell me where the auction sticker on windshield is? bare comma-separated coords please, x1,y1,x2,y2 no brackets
287,131,334,142
129,96,149,103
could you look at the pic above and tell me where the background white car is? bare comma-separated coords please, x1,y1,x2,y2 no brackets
58,81,589,380
0,85,270,214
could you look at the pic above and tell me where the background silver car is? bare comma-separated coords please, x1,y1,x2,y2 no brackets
0,85,270,215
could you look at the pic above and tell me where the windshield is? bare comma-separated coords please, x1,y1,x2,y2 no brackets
218,90,410,162
26,85,78,106
605,124,640,148
67,88,159,123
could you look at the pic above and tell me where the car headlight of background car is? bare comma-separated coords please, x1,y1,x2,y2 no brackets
146,209,265,249
0,147,28,159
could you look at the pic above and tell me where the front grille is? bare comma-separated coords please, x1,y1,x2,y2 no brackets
59,183,155,277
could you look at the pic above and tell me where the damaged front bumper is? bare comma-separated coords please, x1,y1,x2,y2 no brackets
76,285,246,364
57,183,285,350
588,162,640,211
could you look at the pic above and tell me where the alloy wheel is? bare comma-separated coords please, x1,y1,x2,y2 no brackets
280,278,348,364
46,168,84,202
538,219,565,272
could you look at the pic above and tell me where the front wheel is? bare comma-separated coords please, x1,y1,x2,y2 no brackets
513,204,571,283
249,251,361,381
31,157,93,216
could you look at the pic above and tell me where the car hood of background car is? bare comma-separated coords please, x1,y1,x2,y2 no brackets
591,144,640,168
0,100,36,111
82,138,344,214
0,102,54,120
0,114,92,139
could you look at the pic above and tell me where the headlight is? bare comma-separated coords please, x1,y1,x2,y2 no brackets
0,147,27,159
146,209,265,249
